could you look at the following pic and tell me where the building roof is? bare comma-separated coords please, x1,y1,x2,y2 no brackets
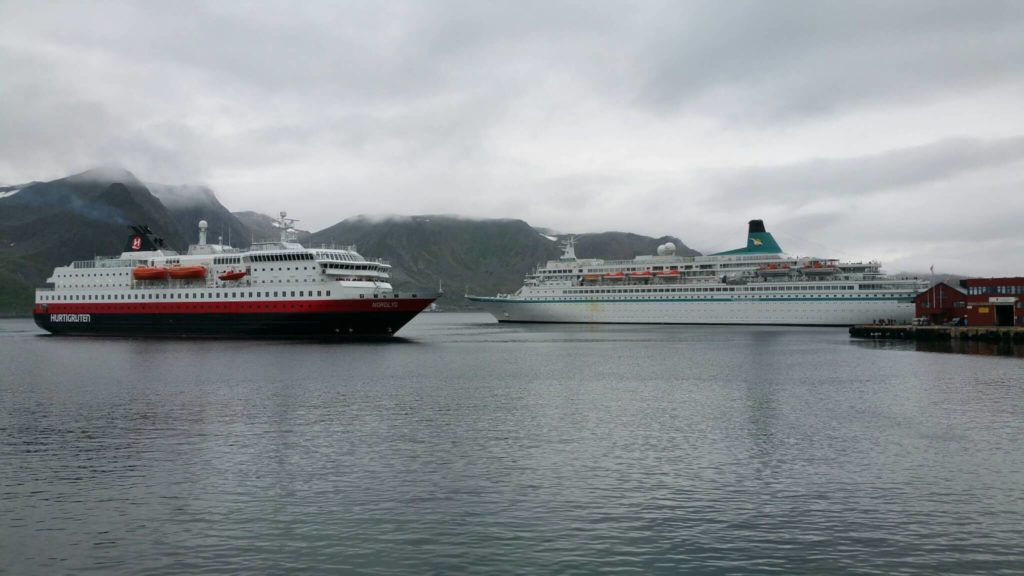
913,282,967,302
960,277,1024,287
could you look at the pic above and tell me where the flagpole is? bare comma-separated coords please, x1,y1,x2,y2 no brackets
929,264,934,313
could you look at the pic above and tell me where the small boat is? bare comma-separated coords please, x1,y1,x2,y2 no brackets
603,272,625,279
630,271,653,278
582,274,602,281
801,261,838,275
167,265,207,279
132,266,168,280
219,270,247,281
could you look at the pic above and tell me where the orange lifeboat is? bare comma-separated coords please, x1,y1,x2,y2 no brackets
630,271,653,278
219,270,247,281
133,266,168,280
657,270,681,277
603,272,625,280
167,265,207,279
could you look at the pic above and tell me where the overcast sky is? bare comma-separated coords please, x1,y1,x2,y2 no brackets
1,1,1023,275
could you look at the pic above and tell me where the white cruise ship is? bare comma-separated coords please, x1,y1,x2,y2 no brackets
467,220,927,326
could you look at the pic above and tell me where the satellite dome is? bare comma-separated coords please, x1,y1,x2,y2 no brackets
658,242,676,256
198,220,208,229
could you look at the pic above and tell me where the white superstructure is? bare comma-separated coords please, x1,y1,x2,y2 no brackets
467,220,927,326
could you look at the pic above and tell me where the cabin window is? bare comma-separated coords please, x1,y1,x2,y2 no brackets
326,290,331,296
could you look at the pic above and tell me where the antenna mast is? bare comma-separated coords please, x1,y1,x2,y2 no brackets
272,211,300,243
560,236,577,260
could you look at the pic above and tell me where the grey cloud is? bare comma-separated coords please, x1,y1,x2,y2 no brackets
3,1,1022,185
712,135,1024,204
1,1,1023,275
633,1,1024,119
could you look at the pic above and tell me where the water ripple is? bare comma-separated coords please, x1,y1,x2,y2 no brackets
1,315,1022,575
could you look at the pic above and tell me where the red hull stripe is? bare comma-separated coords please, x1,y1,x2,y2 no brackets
33,298,434,315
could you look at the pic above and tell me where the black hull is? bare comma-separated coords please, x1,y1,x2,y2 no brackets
33,311,424,338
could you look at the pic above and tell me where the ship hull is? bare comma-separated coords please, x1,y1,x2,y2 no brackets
467,296,915,327
33,298,437,337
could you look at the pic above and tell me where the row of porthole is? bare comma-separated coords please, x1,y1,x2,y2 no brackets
521,295,900,301
39,290,333,302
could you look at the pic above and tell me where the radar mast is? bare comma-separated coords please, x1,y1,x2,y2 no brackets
272,211,300,243
560,236,577,260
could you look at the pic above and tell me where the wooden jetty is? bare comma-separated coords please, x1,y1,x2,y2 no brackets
850,324,1024,344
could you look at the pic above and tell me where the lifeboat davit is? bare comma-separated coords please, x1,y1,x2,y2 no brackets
167,265,207,279
133,266,168,280
219,270,247,281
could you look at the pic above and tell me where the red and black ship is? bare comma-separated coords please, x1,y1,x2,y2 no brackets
33,212,439,337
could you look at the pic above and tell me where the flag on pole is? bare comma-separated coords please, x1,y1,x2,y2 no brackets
929,265,934,309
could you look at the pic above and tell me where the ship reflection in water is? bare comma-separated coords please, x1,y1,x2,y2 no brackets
852,337,1024,358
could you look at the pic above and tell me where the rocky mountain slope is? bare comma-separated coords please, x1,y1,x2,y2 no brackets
149,183,250,248
307,216,697,308
0,168,186,315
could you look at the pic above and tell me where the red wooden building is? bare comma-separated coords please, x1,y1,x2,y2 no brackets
917,277,1024,326
914,282,967,325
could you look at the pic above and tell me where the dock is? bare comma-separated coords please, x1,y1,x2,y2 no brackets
850,324,1024,344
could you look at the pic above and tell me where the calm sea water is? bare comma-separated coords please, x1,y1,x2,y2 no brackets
1,314,1022,575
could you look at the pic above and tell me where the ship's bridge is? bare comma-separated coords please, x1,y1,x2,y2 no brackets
313,248,391,280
